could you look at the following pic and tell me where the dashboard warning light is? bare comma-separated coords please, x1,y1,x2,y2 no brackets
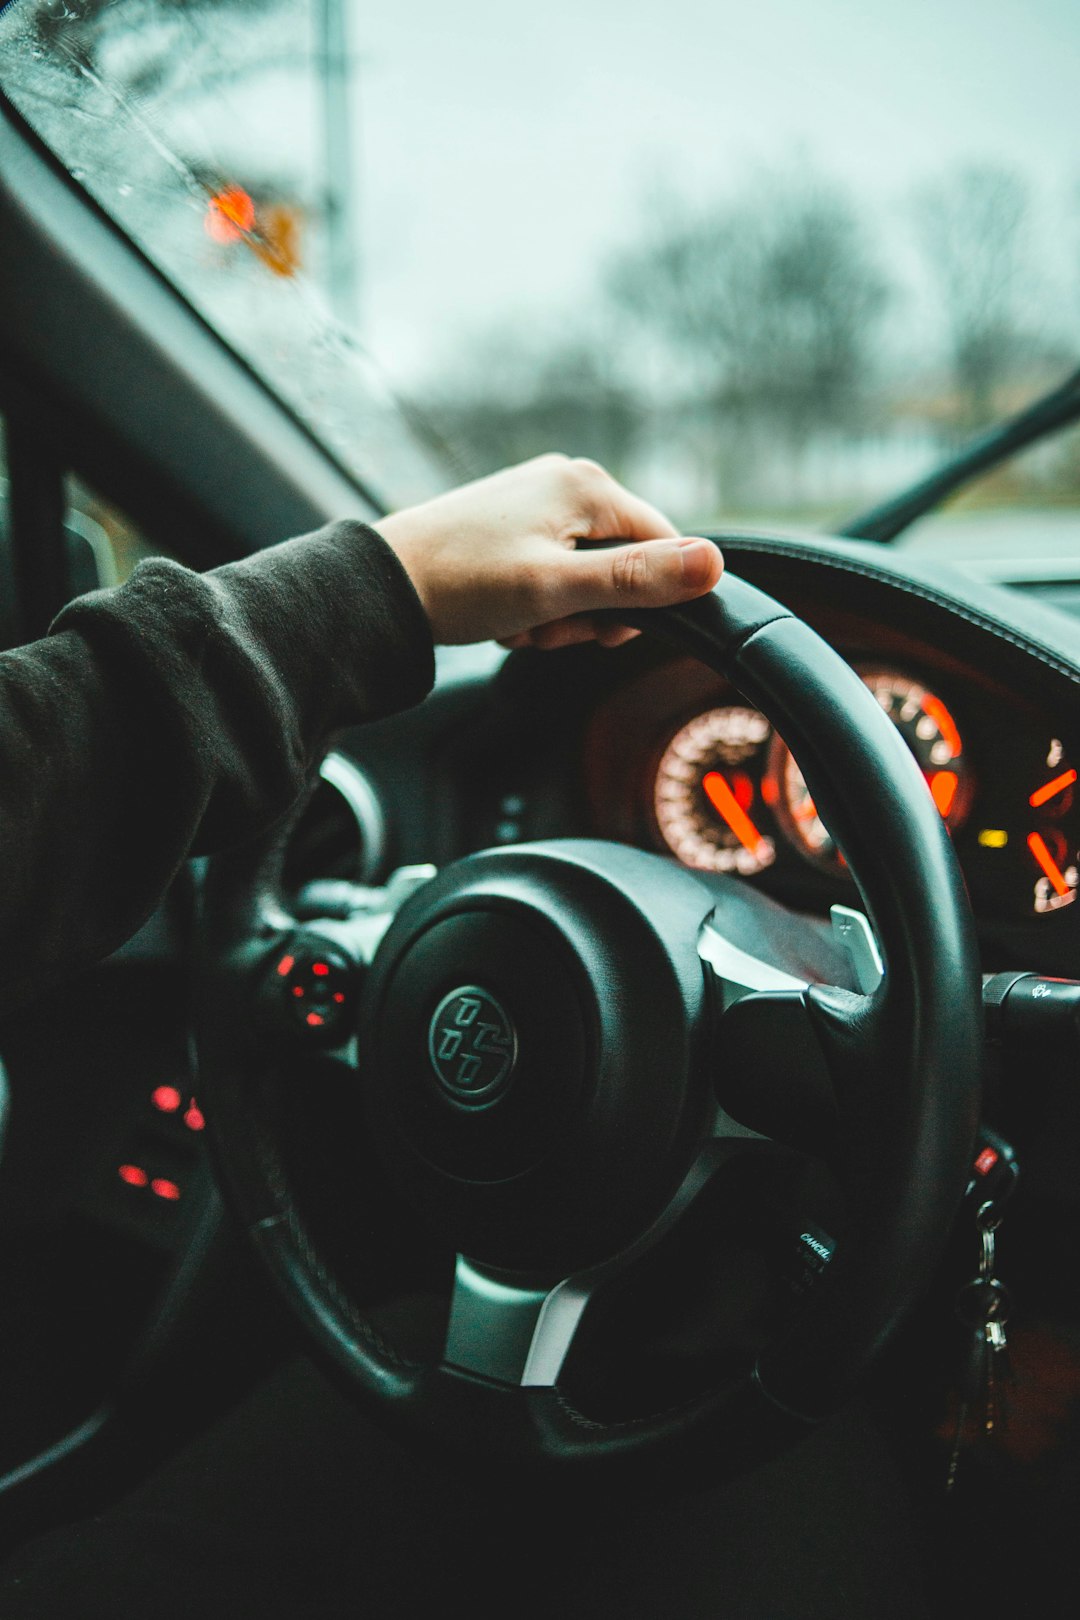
305,1012,325,1028
276,954,296,978
150,1178,181,1202
974,1146,999,1176
118,1163,149,1188
730,772,754,812
978,829,1008,849
312,961,330,977
151,1084,182,1114
184,1103,206,1133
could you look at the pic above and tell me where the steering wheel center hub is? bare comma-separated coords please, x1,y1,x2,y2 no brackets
427,984,518,1106
361,842,718,1274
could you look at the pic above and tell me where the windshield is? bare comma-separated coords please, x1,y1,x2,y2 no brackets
1,0,1078,561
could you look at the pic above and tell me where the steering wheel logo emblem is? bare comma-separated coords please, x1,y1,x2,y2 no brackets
428,985,517,1106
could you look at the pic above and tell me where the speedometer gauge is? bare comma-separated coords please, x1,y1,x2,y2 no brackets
771,670,972,870
653,706,776,875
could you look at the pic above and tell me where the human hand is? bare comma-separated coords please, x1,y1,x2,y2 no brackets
376,454,723,648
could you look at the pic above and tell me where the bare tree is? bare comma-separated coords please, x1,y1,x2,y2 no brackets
607,169,891,505
913,164,1033,433
422,330,642,483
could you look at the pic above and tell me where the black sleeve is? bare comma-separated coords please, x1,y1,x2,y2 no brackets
0,520,435,1013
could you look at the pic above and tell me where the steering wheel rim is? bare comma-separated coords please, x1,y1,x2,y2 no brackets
198,567,983,1479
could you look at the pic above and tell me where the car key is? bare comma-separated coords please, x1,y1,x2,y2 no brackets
945,1138,1018,1493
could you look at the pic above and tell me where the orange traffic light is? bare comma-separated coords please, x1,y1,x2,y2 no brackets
204,185,256,243
249,202,303,278
203,186,302,279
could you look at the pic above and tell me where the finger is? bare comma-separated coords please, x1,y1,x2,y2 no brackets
594,622,641,649
590,485,680,544
501,620,640,651
527,616,606,651
542,536,723,621
571,462,680,544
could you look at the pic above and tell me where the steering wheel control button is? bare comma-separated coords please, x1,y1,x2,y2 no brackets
274,939,355,1038
986,971,1080,1050
428,986,517,1107
788,1224,837,1299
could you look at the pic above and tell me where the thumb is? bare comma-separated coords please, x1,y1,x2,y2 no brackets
555,536,723,616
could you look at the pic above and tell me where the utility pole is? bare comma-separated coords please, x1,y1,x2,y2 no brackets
318,0,359,329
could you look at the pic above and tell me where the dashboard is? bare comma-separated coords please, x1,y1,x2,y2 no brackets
3,512,1079,1509
584,649,1078,933
332,531,1080,983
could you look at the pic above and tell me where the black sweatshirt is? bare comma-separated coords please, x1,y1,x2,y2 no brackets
0,520,435,1013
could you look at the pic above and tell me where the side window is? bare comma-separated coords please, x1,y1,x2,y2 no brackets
65,475,163,592
0,391,169,646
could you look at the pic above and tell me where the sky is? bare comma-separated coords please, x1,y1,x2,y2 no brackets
345,0,1080,379
7,0,1075,388
3,0,1076,512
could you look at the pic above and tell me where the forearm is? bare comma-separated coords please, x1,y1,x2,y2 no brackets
0,521,434,1012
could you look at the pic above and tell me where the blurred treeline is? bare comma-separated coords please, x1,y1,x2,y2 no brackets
16,0,1080,526
418,164,1080,528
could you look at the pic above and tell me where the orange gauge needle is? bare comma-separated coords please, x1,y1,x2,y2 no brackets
928,769,959,817
1029,769,1078,808
1027,831,1071,898
702,770,767,856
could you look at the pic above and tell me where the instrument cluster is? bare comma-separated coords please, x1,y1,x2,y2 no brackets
584,654,1080,930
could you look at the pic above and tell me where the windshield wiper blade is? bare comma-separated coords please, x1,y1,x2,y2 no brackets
836,365,1080,544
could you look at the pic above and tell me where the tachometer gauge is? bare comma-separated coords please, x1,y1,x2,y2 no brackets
771,670,972,870
653,706,776,875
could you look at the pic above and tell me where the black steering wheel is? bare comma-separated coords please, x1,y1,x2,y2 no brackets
198,567,982,1481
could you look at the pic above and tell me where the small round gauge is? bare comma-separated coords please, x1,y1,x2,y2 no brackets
1024,737,1078,916
770,670,972,870
653,706,776,875
967,731,1080,921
